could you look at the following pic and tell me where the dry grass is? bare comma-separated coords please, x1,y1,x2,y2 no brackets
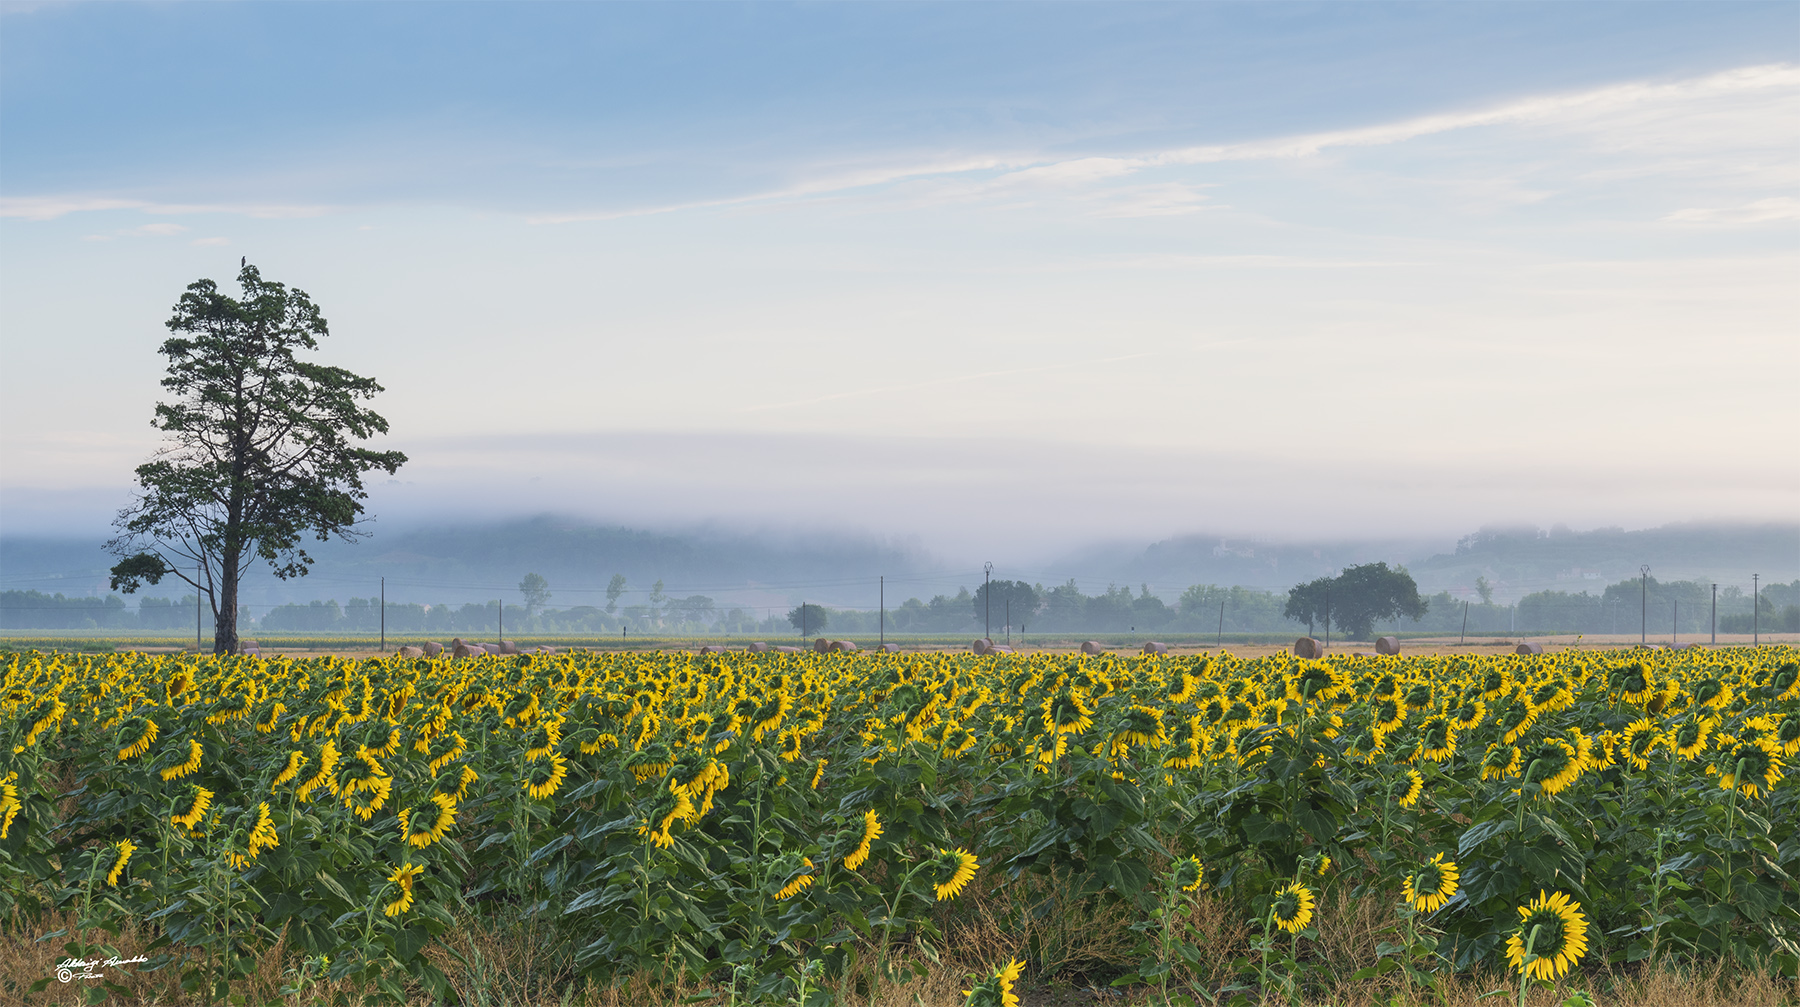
5,896,1796,1007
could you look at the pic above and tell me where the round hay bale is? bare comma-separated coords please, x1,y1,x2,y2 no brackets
1375,636,1401,655
452,641,479,659
1080,640,1105,655
535,646,559,655
972,639,990,655
1142,642,1168,655
1293,638,1324,659
397,645,424,659
422,641,444,657
775,645,803,654
879,643,900,653
498,640,519,655
831,640,859,652
987,644,1013,654
1515,642,1544,655
748,642,770,653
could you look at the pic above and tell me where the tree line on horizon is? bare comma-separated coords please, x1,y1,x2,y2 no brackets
7,574,1795,638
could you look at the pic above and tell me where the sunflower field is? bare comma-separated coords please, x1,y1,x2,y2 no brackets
2,645,1797,1004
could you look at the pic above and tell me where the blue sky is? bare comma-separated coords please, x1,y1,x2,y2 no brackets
2,2,1796,559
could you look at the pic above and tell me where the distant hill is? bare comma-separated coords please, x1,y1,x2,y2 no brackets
2,518,1792,617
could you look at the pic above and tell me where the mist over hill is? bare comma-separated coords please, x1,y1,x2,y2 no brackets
2,518,1791,631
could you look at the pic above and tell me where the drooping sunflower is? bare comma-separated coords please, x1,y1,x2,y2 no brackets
1482,743,1522,782
1522,738,1582,797
1773,661,1799,702
159,738,204,781
961,958,1025,1007
1693,678,1731,711
1115,705,1168,748
1504,890,1589,981
295,740,339,802
0,774,18,840
1270,882,1316,934
1172,855,1204,893
1529,678,1574,715
524,753,570,800
1616,662,1655,704
424,730,467,774
1295,663,1347,702
1397,769,1425,808
1495,701,1538,746
1402,853,1459,913
105,838,136,886
116,715,159,762
1777,714,1800,757
1673,718,1715,760
843,809,882,871
636,778,697,849
253,701,286,735
1041,687,1094,737
228,801,281,868
1372,698,1406,733
384,862,424,917
1619,719,1660,771
342,774,393,821
1714,740,1785,799
1451,699,1487,731
271,750,307,789
771,854,815,901
931,847,980,901
400,794,458,849
1418,715,1457,763
810,757,829,789
172,785,214,830
434,763,479,802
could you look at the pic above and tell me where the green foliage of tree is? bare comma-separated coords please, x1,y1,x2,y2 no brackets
605,573,627,614
787,603,827,636
519,572,552,616
105,264,406,654
1285,562,1428,640
972,579,1041,632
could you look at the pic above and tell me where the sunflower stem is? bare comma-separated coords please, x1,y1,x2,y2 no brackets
1515,922,1542,1007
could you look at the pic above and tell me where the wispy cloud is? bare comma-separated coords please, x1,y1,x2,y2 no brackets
1664,197,1800,224
0,196,333,222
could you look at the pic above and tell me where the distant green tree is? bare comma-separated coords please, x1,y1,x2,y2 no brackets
787,603,828,637
1285,563,1427,640
605,574,627,614
1475,575,1495,605
519,572,551,616
972,579,1041,633
106,264,406,655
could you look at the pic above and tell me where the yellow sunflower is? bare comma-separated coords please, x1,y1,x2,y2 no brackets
172,785,213,830
771,855,815,901
1271,881,1316,934
1397,769,1424,808
524,753,570,800
116,716,159,762
1505,890,1588,981
159,738,204,781
932,847,980,901
1172,855,1204,892
1402,853,1459,912
843,810,882,871
106,838,136,886
384,862,424,917
962,958,1024,1007
400,794,458,849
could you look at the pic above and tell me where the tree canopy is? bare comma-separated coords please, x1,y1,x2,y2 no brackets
787,603,828,636
972,579,1041,631
107,264,406,654
1284,562,1428,641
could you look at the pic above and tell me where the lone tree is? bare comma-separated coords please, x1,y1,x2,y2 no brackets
787,603,827,638
1284,562,1427,641
519,573,552,617
107,263,407,655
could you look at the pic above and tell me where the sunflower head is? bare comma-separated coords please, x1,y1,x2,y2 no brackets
931,847,980,901
1171,855,1204,892
1402,853,1460,913
1504,890,1588,981
1270,881,1316,934
1715,740,1785,799
961,958,1025,1007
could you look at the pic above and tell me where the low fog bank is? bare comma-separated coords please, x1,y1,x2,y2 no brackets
7,430,1793,564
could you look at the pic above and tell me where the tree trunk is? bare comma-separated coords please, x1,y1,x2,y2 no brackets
215,548,240,656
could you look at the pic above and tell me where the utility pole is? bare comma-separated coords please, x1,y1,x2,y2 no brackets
1673,600,1677,645
983,562,993,641
1753,573,1760,645
1640,565,1650,644
802,601,807,641
879,576,884,648
1459,600,1468,646
196,563,203,651
1006,600,1011,646
380,577,386,652
1324,584,1330,649
1712,583,1717,645
497,598,503,649
1217,599,1225,650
